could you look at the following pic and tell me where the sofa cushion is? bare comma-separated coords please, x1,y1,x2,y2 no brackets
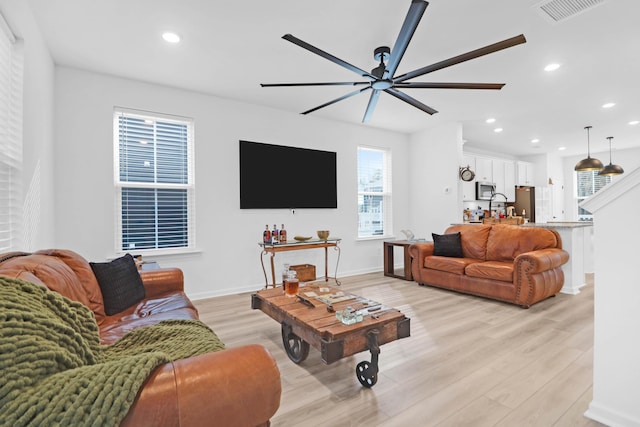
90,254,146,315
432,232,463,257
424,256,482,275
465,261,514,282
445,225,492,260
486,225,558,262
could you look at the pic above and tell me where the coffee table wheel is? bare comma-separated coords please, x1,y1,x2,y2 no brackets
281,323,310,363
356,361,378,387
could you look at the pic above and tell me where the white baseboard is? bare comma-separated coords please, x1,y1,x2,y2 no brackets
189,267,387,301
559,283,585,295
585,401,640,427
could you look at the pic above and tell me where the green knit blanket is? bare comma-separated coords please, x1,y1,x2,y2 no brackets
0,277,225,427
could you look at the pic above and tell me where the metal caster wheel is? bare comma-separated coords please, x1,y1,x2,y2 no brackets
281,323,309,363
356,361,378,387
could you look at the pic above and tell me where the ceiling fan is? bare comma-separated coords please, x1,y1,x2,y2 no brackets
261,0,526,123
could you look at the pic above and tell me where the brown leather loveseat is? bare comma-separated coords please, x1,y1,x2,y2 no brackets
0,249,281,427
409,224,570,308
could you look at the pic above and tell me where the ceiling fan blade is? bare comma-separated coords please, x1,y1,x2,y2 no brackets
384,88,438,115
395,82,505,89
302,87,371,115
362,90,381,123
282,34,376,80
385,0,429,79
261,82,370,87
394,34,527,83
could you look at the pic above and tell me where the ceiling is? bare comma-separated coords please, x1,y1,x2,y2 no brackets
25,0,640,158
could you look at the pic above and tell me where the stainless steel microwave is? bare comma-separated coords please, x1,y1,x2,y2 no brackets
476,182,496,200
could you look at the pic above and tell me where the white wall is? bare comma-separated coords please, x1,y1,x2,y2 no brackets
54,67,411,299
408,122,463,237
581,168,640,426
0,0,56,249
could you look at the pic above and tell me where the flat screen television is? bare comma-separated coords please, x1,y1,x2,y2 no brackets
239,140,337,209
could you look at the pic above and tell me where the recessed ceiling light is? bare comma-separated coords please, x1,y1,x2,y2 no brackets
602,102,616,109
558,146,566,151
544,63,560,71
162,32,180,43
531,138,540,143
494,128,503,133
486,118,496,124
629,120,639,125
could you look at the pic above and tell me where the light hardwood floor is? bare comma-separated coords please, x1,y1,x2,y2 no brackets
193,273,604,427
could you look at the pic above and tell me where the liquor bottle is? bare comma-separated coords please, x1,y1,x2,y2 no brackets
263,225,271,244
279,224,287,243
272,224,278,244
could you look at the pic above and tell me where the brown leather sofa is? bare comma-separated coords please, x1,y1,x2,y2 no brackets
0,249,281,427
409,224,570,308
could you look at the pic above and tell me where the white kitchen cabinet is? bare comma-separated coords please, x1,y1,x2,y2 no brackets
516,161,535,186
492,159,516,201
475,156,493,182
504,160,516,201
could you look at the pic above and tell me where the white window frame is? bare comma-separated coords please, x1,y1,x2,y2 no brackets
114,108,195,255
0,15,23,252
357,146,392,239
575,170,611,220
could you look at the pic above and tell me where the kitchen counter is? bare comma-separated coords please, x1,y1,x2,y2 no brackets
530,223,593,294
522,221,593,229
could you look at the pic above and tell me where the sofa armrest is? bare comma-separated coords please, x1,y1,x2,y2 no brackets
514,248,569,274
514,248,570,307
120,344,281,427
408,242,434,262
140,268,184,298
409,242,434,283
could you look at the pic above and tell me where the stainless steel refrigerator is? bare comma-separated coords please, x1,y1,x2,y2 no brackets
514,186,535,223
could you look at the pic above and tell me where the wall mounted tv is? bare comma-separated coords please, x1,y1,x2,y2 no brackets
239,140,337,209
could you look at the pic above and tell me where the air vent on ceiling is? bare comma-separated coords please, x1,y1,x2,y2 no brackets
535,0,605,23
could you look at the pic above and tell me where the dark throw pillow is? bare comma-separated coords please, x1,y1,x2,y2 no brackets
432,232,463,258
90,253,145,315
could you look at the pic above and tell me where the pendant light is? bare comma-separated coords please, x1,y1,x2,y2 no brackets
574,126,603,171
598,136,624,176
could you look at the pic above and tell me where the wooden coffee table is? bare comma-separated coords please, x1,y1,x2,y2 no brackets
251,283,410,387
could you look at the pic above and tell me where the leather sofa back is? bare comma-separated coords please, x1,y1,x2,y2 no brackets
486,225,559,261
445,224,492,259
0,249,106,323
444,224,561,262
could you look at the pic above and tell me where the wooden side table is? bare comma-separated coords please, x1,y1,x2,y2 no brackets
383,240,413,281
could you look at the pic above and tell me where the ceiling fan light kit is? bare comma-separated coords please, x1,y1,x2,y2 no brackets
261,0,527,123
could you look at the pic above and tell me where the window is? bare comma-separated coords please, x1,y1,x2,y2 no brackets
357,146,392,238
576,170,611,220
0,15,23,252
114,109,195,253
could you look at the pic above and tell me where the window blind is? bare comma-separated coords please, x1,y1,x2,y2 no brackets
0,14,23,252
115,109,194,252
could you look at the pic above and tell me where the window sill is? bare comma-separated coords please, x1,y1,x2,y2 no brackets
356,235,395,242
112,247,203,259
